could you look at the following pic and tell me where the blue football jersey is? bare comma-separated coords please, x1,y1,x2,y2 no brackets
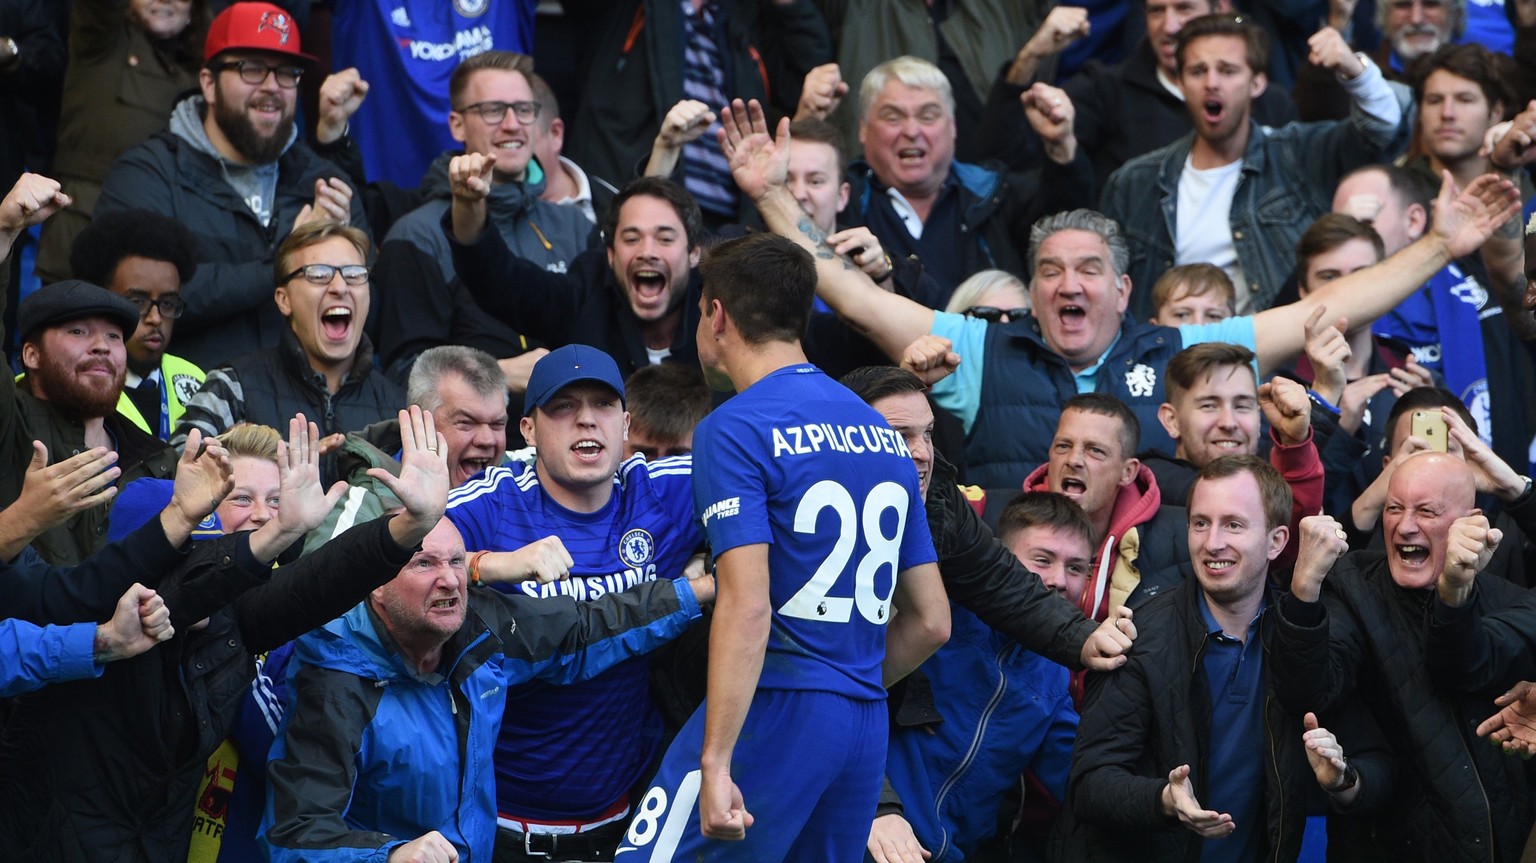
693,364,937,701
331,0,536,187
444,455,702,821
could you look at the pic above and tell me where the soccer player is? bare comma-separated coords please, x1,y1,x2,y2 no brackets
616,232,950,862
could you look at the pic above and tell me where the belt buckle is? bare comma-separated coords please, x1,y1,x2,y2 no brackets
523,830,553,858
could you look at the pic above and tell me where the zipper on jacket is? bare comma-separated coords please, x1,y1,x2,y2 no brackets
931,644,1014,860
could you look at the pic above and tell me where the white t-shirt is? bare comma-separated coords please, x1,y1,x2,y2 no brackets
1175,155,1250,311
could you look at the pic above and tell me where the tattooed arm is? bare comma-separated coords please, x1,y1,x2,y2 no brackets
718,98,935,360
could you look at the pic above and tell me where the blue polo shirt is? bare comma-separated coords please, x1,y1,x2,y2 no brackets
1197,591,1266,863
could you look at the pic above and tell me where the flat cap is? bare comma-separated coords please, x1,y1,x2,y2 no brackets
18,279,140,343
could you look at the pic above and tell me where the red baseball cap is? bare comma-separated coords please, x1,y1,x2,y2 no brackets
205,2,318,64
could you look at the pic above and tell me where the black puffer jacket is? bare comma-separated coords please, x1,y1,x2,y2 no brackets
1062,581,1312,863
1273,553,1536,862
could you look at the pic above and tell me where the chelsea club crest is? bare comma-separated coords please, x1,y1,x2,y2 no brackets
454,0,490,17
619,529,655,568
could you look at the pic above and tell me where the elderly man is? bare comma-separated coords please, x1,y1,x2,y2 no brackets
839,55,1092,297
1274,452,1536,861
374,51,591,387
717,97,1519,488
305,344,514,555
172,220,402,482
260,513,713,863
96,1,368,367
0,410,449,862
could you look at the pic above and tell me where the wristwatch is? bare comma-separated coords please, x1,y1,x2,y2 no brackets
1329,760,1359,794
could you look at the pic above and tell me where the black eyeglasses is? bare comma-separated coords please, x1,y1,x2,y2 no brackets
126,295,187,319
212,59,304,89
456,100,542,124
284,264,370,286
963,305,1029,323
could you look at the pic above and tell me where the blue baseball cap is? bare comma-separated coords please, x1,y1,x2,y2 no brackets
107,478,224,544
523,345,627,416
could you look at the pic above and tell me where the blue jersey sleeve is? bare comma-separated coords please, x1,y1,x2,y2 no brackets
692,412,774,556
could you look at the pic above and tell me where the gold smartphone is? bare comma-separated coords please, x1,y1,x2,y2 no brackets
1411,410,1448,452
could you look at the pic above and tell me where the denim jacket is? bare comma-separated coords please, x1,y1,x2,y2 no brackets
1102,75,1412,318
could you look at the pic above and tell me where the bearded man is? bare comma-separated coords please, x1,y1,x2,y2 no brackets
2,279,177,564
96,1,370,367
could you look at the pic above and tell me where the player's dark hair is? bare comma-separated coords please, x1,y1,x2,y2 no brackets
71,209,199,288
1189,454,1291,529
997,491,1094,548
626,363,711,443
1062,393,1140,457
602,177,705,251
839,366,927,406
699,233,816,346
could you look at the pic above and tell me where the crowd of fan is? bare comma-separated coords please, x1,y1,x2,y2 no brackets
0,0,1535,861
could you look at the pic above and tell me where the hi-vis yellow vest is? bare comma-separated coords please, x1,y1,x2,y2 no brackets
114,353,205,440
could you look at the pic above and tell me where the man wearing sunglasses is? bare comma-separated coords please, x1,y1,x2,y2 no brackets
172,220,403,484
97,2,369,369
